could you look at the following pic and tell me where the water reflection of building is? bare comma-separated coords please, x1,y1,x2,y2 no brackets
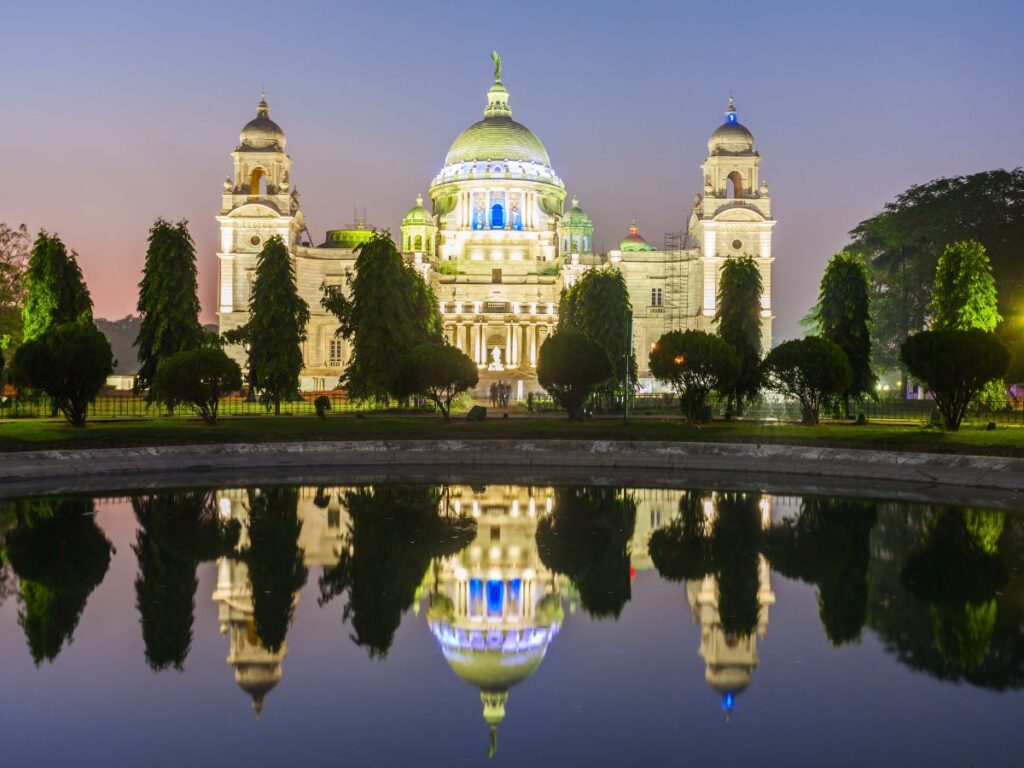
630,488,688,573
426,485,562,758
211,487,351,715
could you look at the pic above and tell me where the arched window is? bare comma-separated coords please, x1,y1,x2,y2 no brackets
490,203,505,229
583,236,589,251
427,237,432,252
249,168,267,196
726,171,743,199
563,237,569,251
414,235,423,250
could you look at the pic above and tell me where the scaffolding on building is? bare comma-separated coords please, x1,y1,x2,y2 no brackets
663,230,689,330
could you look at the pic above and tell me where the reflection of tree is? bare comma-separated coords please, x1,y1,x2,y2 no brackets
4,497,112,664
900,508,1007,673
132,491,240,671
319,486,475,658
764,497,878,645
536,487,637,619
649,491,762,635
241,487,308,653
868,504,1024,689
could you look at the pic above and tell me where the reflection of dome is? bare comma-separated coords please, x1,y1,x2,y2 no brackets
239,95,286,151
234,661,283,716
705,665,752,695
708,98,754,155
402,194,433,225
444,79,551,168
620,221,654,251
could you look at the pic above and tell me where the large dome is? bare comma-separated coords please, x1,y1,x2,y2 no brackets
708,98,754,155
443,74,551,168
239,95,285,151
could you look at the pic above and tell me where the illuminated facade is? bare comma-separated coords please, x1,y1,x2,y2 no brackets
216,59,775,393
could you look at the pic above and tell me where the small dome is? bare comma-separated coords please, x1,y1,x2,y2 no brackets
239,94,286,151
708,98,754,155
620,221,654,251
402,194,433,226
562,195,592,227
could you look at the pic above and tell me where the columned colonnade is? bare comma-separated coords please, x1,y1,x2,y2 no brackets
445,317,553,368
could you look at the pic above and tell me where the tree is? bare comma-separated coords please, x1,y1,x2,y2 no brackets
323,231,442,402
848,169,1024,380
243,236,309,415
4,497,112,664
558,268,637,392
150,347,242,423
817,251,876,408
901,329,1010,430
536,329,612,420
761,336,852,425
930,241,1001,332
0,222,29,350
21,231,92,342
134,219,204,393
648,329,739,422
714,255,763,414
536,487,637,619
10,322,113,426
403,342,478,420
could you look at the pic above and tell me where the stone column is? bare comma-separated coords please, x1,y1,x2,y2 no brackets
529,325,537,367
505,323,512,367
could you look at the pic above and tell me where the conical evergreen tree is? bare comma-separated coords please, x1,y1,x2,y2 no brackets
245,236,309,414
322,231,441,402
21,232,92,342
930,240,1001,332
134,219,204,393
817,251,875,406
714,255,763,414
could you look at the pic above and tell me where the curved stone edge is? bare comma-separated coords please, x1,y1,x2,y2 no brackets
0,439,1022,493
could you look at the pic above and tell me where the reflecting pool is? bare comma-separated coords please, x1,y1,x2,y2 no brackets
1,484,1022,766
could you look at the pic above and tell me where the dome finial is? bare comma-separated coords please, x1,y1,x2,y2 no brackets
257,89,269,118
571,194,579,208
416,193,423,206
491,49,502,83
725,95,737,123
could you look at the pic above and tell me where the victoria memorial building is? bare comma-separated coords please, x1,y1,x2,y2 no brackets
216,56,775,396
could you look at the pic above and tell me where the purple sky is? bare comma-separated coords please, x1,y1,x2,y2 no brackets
3,0,1022,340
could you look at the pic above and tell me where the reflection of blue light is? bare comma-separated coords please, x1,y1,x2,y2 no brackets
721,692,735,712
469,578,483,614
508,578,522,608
487,579,504,616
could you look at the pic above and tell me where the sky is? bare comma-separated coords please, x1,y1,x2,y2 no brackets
2,0,1022,341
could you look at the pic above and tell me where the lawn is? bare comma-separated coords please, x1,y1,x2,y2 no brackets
0,415,1021,457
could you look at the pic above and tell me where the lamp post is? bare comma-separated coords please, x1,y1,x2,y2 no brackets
245,342,256,403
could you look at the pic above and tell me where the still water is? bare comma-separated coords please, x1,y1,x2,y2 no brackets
0,483,1022,767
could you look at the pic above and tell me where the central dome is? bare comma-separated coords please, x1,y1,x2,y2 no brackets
445,117,551,167
443,67,551,168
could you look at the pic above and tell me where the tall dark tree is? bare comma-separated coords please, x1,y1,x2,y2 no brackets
848,169,1024,379
536,487,637,619
134,219,204,394
4,497,112,664
0,222,29,350
817,251,875,409
714,255,763,415
558,268,637,391
242,236,309,414
241,486,308,652
132,491,240,671
318,485,475,658
21,232,92,342
323,231,442,402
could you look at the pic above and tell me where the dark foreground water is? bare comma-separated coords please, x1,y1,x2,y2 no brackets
0,483,1022,767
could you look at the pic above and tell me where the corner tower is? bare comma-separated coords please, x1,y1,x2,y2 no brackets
216,94,305,344
692,98,775,349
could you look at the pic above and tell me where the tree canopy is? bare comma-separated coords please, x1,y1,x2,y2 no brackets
21,232,92,343
714,255,763,413
900,329,1009,430
817,251,875,403
403,342,478,420
648,329,739,422
930,240,1001,333
761,336,852,425
134,219,204,393
0,222,29,350
243,236,309,414
558,268,636,387
150,347,242,423
323,231,442,402
10,322,114,426
537,329,612,420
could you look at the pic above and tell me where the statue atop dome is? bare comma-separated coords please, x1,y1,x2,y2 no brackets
491,49,502,82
